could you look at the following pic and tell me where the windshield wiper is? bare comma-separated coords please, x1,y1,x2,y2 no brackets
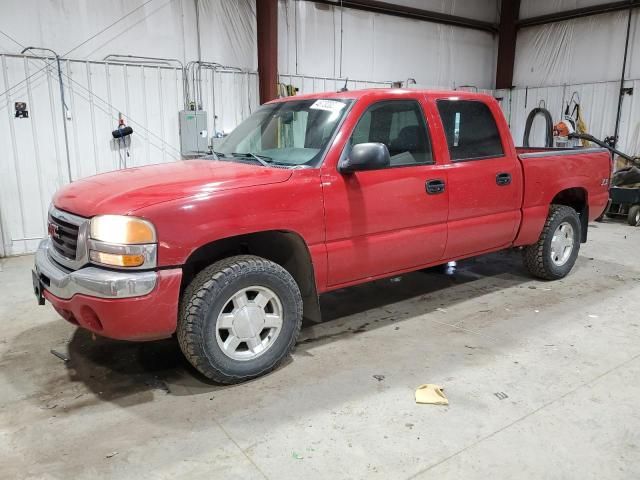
231,152,272,167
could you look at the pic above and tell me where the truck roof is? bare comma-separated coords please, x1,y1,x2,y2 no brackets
269,88,494,103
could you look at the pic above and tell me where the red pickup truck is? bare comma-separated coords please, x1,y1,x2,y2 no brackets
33,89,611,383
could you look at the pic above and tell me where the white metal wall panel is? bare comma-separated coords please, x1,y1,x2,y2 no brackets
514,11,628,87
567,81,621,147
200,68,259,135
389,0,499,23
493,88,512,130
359,13,496,88
617,80,640,156
198,0,258,70
293,2,341,78
0,55,57,255
0,54,258,256
493,82,624,150
623,12,640,80
279,74,392,95
519,0,617,19
61,61,184,177
278,0,498,89
509,4,640,151
0,0,256,69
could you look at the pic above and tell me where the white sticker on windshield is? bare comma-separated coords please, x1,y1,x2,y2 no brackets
310,99,345,113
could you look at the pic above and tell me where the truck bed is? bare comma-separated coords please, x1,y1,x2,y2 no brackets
513,146,612,246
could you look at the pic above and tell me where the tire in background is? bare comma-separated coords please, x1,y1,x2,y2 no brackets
627,204,640,226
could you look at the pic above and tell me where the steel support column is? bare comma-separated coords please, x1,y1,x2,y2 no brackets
496,0,520,90
257,0,278,104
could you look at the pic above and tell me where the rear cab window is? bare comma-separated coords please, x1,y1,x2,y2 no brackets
436,99,504,161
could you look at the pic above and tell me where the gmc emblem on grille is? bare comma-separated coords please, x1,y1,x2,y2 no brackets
48,222,60,240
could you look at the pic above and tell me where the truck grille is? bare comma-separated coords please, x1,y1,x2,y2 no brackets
48,213,80,260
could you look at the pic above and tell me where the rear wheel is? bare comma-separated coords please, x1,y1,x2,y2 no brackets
177,255,303,384
627,205,640,226
523,205,581,280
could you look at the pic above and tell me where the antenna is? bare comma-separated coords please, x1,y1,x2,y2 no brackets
339,78,349,92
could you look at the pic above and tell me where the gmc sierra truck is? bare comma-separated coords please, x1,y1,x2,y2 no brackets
33,89,611,383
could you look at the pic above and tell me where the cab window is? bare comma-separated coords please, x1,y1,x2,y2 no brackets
350,100,433,166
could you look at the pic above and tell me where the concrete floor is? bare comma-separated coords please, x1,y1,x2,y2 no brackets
1,220,639,479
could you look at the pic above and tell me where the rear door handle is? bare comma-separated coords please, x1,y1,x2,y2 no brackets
426,179,445,195
496,172,512,186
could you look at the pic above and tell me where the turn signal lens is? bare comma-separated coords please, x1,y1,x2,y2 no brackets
90,215,156,244
90,251,145,267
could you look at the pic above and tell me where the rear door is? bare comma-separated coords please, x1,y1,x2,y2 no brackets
434,97,522,259
322,98,449,286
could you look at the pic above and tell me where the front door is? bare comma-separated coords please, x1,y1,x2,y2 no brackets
322,99,449,287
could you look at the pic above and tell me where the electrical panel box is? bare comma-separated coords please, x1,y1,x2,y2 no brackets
179,110,208,156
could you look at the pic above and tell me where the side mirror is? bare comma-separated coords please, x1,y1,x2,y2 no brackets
338,142,390,173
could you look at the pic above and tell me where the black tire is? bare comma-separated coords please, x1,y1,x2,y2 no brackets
627,205,640,226
177,255,303,384
523,205,581,280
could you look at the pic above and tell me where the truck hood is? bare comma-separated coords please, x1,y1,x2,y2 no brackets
53,160,293,217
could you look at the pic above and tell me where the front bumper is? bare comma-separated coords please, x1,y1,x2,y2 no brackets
34,239,157,299
34,239,182,341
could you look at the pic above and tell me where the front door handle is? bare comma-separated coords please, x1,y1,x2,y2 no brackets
496,172,512,186
426,179,446,195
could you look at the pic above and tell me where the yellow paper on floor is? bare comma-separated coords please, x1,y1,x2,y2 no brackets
415,384,448,405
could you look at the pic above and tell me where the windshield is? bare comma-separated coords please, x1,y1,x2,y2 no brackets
216,98,352,167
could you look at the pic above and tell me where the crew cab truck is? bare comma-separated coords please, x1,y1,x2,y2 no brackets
33,89,611,383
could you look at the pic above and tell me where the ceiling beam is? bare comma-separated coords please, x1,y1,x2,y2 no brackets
309,0,498,33
518,0,640,28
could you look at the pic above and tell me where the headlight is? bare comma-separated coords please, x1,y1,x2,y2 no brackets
90,215,156,244
89,215,157,269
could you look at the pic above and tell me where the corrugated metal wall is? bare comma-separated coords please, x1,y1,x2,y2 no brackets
278,0,499,89
495,80,638,154
278,73,392,94
0,54,258,256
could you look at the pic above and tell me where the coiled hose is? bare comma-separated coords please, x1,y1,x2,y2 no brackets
522,107,553,147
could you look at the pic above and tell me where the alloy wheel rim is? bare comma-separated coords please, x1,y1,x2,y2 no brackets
550,221,574,266
215,286,283,361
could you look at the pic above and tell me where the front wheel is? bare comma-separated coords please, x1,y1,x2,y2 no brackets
523,205,581,280
177,255,303,384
